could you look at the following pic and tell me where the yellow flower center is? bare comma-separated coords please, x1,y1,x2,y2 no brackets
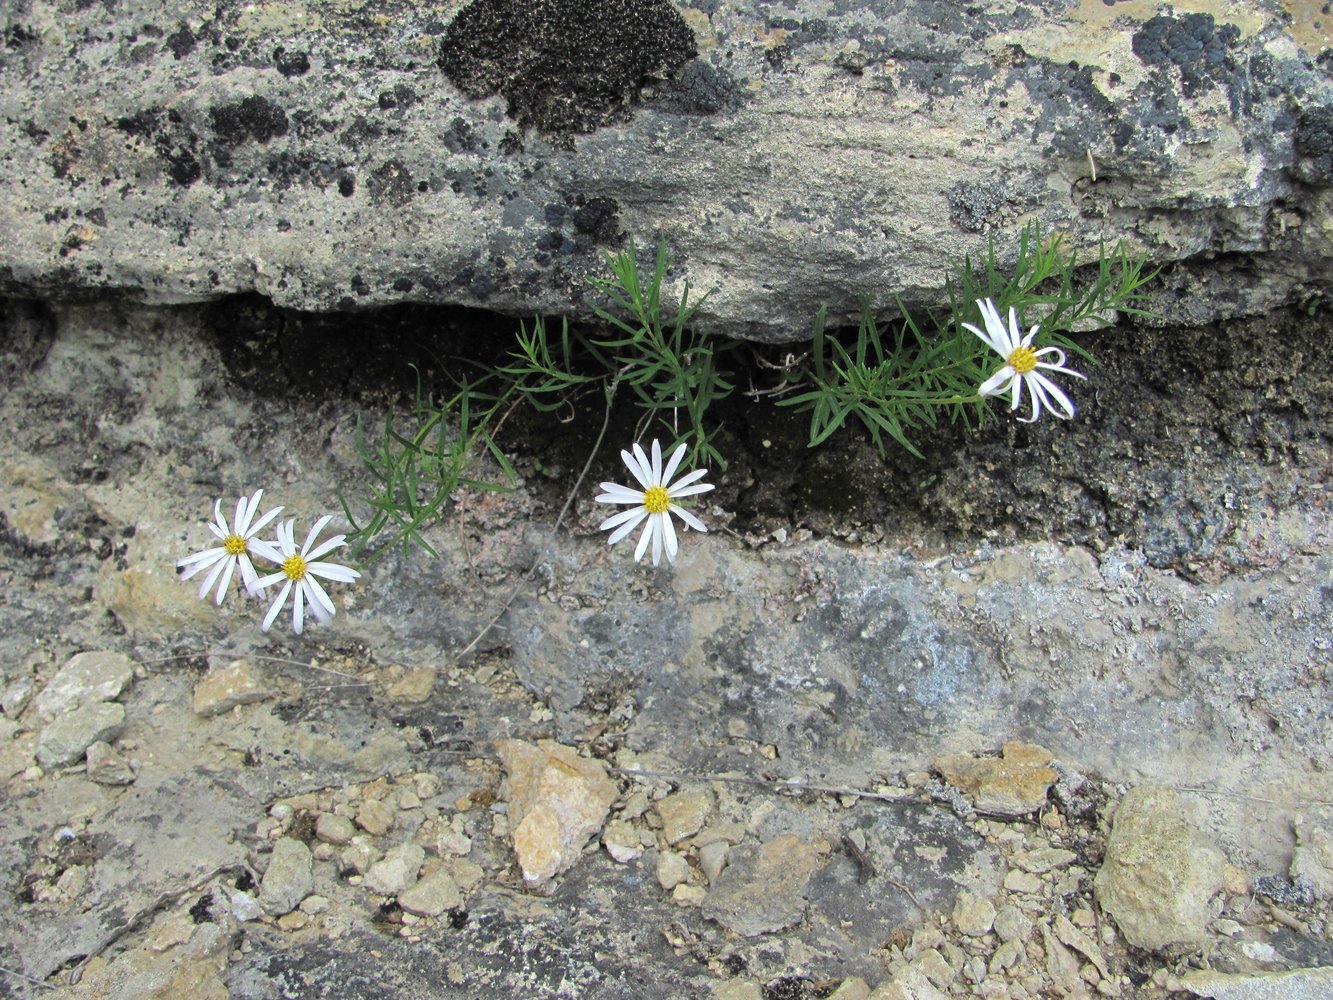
643,485,671,514
1007,345,1038,374
282,554,307,581
223,534,248,556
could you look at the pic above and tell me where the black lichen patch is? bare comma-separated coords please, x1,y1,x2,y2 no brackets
570,196,621,243
367,159,415,207
114,108,203,187
273,46,311,78
1131,13,1240,97
1293,105,1333,184
165,23,196,60
437,0,698,134
210,96,290,146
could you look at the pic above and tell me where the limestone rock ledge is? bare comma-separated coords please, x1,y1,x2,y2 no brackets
0,0,1329,340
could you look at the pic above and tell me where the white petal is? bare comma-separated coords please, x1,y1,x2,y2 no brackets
601,506,648,532
625,445,653,490
978,367,1015,398
178,546,226,574
249,538,283,566
232,494,249,537
1032,371,1076,419
198,556,228,601
302,515,334,556
671,505,708,534
212,499,229,538
247,503,284,538
303,575,336,620
239,555,261,595
254,569,287,590
293,582,305,634
607,509,648,544
667,467,710,490
1018,374,1047,423
661,442,688,486
633,517,656,562
214,557,237,606
660,511,678,563
650,516,664,566
262,581,292,632
1010,370,1025,412
667,482,714,499
649,439,664,484
307,562,361,584
305,533,347,563
595,483,644,504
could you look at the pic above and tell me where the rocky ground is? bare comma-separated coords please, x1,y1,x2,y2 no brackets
1,296,1332,999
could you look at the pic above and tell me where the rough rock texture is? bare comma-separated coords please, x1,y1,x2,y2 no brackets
1180,967,1333,1000
934,741,1058,816
497,738,619,887
35,700,126,768
3,288,1333,995
0,1,1329,338
701,834,822,936
1094,786,1226,952
191,658,272,717
259,837,314,916
35,650,134,718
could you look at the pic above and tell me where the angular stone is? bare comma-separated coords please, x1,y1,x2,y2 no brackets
1094,786,1225,952
698,841,729,884
934,741,1058,816
192,659,272,717
701,834,820,937
497,738,618,887
85,740,136,785
259,837,313,916
355,799,395,837
827,977,870,1000
602,818,643,863
656,851,691,891
952,891,996,937
1290,817,1333,900
1011,846,1078,873
362,843,425,897
398,867,464,917
385,667,436,704
315,812,356,846
655,787,713,845
36,701,125,768
867,968,951,1000
36,650,133,718
992,904,1032,943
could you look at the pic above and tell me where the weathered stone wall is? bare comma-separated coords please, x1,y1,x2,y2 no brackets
0,0,1329,340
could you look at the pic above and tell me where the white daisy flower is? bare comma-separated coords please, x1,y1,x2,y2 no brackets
964,298,1087,423
595,439,715,566
177,489,284,605
254,516,361,634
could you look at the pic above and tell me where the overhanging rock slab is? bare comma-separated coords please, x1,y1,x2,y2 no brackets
0,0,1329,339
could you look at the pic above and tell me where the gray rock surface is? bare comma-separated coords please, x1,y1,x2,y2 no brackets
259,837,314,916
398,867,464,917
35,650,133,718
1094,786,1226,952
1180,966,1333,1000
3,276,1333,995
701,834,821,936
0,2,1329,337
362,842,426,897
35,700,126,768
84,739,136,785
